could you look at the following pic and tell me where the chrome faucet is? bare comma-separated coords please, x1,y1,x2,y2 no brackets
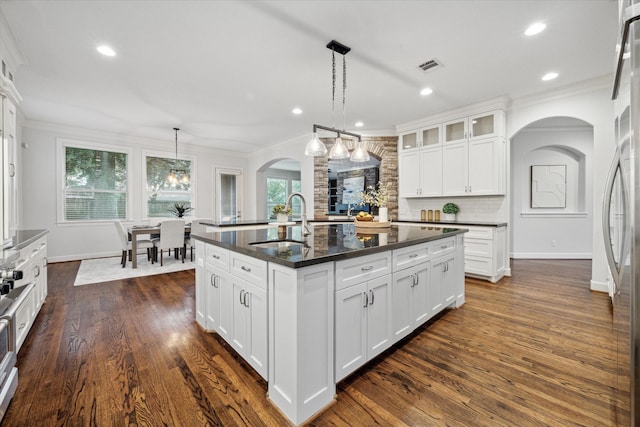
285,192,311,236
347,203,353,217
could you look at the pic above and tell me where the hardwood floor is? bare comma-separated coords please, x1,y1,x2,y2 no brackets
2,259,622,426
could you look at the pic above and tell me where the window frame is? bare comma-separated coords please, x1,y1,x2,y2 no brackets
56,138,133,224
142,149,196,221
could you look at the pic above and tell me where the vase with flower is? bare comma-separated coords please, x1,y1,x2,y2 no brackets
357,181,390,223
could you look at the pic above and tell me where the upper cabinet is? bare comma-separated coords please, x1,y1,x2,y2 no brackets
398,107,506,198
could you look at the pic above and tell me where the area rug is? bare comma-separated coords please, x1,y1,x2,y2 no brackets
74,254,195,286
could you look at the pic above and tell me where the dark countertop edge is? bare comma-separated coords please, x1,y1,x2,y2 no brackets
191,228,467,269
394,220,507,228
200,220,272,227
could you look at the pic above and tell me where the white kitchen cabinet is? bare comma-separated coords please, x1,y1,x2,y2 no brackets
430,253,456,315
1,96,17,244
399,144,443,197
399,130,419,151
335,274,392,381
230,275,267,378
12,233,48,353
399,108,506,197
391,262,430,341
464,225,506,283
194,242,267,379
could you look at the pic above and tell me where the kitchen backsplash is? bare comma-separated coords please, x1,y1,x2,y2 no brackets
398,196,508,222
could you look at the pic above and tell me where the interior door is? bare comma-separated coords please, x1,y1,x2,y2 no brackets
216,168,242,221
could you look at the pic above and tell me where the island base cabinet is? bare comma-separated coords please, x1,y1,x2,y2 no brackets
268,262,335,426
230,279,267,378
391,263,430,342
335,274,393,382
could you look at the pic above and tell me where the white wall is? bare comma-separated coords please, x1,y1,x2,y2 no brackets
20,121,248,262
510,123,593,258
507,76,615,292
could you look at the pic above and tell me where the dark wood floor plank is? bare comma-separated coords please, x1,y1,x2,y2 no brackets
1,258,625,426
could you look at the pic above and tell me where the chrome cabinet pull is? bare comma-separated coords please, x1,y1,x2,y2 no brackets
18,322,26,330
361,265,374,272
212,254,221,260
243,292,249,307
239,289,245,304
370,290,374,305
409,254,418,259
363,292,369,308
415,273,420,286
241,265,252,273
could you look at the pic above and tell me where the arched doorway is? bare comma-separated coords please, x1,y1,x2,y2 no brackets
510,116,593,259
256,158,302,219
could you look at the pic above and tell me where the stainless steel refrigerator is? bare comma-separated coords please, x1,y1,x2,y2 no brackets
606,2,640,425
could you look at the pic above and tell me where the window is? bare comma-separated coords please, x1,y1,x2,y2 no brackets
62,144,128,221
266,177,301,217
146,156,193,218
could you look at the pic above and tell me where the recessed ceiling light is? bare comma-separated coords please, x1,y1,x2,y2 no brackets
542,72,558,81
525,22,546,36
97,45,116,57
355,121,364,127
420,87,433,96
292,107,303,115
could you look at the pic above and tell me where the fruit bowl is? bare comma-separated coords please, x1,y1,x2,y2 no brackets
355,215,373,222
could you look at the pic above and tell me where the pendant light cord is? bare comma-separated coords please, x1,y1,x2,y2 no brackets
331,51,336,129
342,54,346,131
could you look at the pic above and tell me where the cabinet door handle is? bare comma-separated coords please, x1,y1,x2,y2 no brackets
243,292,250,308
18,322,26,331
363,292,369,308
468,186,471,193
370,290,374,305
409,254,418,259
361,265,374,272
410,273,416,287
212,254,220,260
241,265,252,273
239,289,245,304
210,274,217,288
8,163,15,178
415,273,420,286
441,245,448,249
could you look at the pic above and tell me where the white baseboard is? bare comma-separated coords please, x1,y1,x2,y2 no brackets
590,279,611,294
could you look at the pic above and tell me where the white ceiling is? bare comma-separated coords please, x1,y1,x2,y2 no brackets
1,0,619,152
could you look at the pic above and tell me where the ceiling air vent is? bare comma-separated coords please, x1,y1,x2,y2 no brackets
418,59,442,73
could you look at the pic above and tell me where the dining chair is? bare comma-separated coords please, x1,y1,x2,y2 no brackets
152,219,186,265
114,221,154,268
185,219,209,261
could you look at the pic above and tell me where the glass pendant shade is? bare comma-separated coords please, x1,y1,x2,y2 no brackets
350,141,370,162
304,132,327,156
167,171,178,185
329,137,350,159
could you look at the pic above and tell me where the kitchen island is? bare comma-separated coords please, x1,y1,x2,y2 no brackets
192,222,467,425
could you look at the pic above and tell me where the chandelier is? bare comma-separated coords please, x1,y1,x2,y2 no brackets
305,40,369,163
166,127,189,185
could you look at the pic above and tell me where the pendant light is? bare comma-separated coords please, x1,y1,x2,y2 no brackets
305,40,363,159
350,141,370,162
167,127,189,186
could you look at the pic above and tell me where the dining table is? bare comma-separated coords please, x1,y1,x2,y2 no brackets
128,223,191,268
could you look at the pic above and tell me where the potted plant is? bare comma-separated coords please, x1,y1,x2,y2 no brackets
168,202,193,218
272,204,292,223
442,202,459,221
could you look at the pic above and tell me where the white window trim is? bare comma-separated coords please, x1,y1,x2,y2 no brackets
142,148,197,220
56,137,134,224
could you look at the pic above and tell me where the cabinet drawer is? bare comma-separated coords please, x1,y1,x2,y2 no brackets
393,243,429,271
335,252,392,291
205,244,229,271
464,255,492,276
427,238,455,257
15,289,33,352
465,238,493,258
230,252,267,289
465,227,493,240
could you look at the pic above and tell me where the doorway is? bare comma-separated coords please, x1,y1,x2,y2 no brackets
215,168,243,221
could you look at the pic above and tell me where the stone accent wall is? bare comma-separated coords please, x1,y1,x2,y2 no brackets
314,136,398,219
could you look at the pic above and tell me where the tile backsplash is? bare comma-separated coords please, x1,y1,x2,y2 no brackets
398,196,508,222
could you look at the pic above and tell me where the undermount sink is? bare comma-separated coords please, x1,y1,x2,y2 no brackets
249,239,305,249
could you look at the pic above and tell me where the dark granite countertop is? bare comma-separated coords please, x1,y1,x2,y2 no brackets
201,219,272,227
395,219,508,228
192,223,466,268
